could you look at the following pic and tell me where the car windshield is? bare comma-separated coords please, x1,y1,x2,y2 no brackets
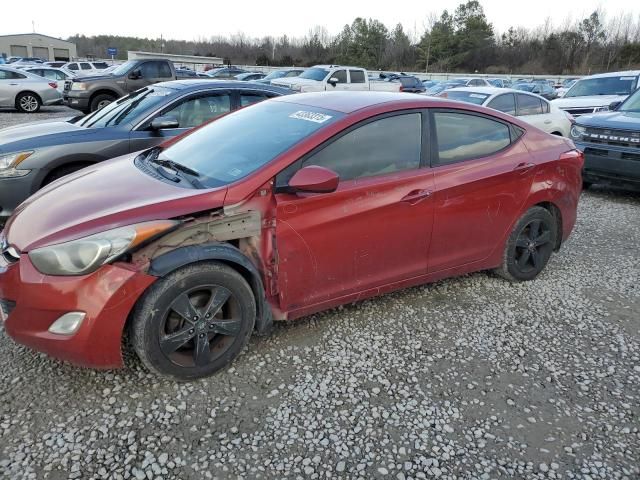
565,75,638,98
156,101,344,188
110,61,138,76
439,90,490,105
619,88,640,112
298,68,329,81
77,87,173,128
263,70,288,80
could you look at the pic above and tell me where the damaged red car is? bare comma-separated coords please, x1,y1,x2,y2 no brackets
0,92,583,380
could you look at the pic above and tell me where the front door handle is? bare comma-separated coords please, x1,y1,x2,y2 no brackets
544,120,552,124
401,189,432,204
513,162,535,173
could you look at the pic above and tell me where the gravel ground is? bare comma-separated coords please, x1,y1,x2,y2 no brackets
0,111,639,480
0,106,78,128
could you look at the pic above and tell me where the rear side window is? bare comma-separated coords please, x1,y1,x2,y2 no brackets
433,112,511,165
349,70,365,83
517,94,543,115
141,61,173,78
487,93,516,115
93,62,109,69
67,63,78,70
302,113,422,181
80,63,92,70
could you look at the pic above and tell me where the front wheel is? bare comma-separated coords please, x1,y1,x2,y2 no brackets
90,93,116,112
494,206,557,282
131,262,256,380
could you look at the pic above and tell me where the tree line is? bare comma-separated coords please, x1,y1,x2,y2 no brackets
69,0,640,74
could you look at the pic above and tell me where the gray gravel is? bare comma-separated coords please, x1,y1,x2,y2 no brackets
1,111,639,480
0,106,78,129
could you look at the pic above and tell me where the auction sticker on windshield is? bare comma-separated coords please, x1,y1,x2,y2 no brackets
289,111,333,123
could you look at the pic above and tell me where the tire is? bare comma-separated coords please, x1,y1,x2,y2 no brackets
90,93,116,112
15,92,41,113
494,206,557,282
130,262,256,380
42,164,91,187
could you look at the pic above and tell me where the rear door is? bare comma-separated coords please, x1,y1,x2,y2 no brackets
274,111,434,310
427,110,535,272
515,93,551,132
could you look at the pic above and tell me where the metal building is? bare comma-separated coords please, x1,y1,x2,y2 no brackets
0,33,78,62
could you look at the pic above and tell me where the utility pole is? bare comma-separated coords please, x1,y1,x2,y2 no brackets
160,34,164,53
32,20,35,33
425,36,431,74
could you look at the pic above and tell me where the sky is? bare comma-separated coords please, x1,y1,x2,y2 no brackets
2,0,639,42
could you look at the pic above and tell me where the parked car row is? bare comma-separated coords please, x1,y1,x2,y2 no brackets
0,88,584,381
0,66,63,112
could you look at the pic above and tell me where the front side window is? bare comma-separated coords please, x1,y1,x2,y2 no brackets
162,94,231,128
67,63,78,71
487,93,516,115
301,113,422,182
516,94,543,116
350,70,366,83
332,70,347,83
240,92,271,107
434,112,511,165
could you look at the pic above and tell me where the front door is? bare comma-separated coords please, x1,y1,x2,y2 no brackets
427,110,536,273
326,69,350,91
274,111,434,311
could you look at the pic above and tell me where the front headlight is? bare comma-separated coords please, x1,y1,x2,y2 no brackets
0,151,33,178
0,151,33,170
570,125,586,139
70,82,88,91
29,220,179,276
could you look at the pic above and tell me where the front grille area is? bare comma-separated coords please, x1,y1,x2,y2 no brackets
63,80,72,93
565,107,597,116
0,299,15,319
584,127,640,150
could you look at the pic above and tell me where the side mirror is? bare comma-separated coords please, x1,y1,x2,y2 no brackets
129,68,142,80
150,115,179,130
609,101,622,111
327,77,339,86
288,165,339,194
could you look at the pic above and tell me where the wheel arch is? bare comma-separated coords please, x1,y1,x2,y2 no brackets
146,243,273,336
89,89,120,104
15,90,42,106
532,200,563,251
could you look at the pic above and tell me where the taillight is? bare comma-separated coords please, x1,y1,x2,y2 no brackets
560,149,584,167
399,85,404,92
48,82,58,89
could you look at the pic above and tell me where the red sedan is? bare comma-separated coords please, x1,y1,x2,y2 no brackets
0,92,583,380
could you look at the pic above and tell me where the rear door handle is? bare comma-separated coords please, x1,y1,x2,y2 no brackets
401,189,432,204
513,162,535,173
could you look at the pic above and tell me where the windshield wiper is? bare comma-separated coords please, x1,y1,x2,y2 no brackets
148,154,205,188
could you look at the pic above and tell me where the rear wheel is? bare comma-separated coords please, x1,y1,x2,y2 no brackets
495,206,557,282
90,93,116,112
16,92,41,113
131,262,256,380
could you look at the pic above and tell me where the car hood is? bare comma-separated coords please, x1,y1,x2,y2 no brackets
576,110,640,131
71,74,115,82
0,119,94,154
552,95,627,108
5,153,228,252
272,77,319,88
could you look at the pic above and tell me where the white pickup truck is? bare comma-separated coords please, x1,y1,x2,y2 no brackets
272,65,401,93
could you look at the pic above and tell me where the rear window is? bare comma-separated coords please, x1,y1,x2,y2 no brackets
438,90,489,105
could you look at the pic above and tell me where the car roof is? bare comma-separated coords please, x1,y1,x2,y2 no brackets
582,70,640,79
446,86,503,95
154,79,290,94
273,91,451,114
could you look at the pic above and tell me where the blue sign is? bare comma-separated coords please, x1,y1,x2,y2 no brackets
107,47,118,56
